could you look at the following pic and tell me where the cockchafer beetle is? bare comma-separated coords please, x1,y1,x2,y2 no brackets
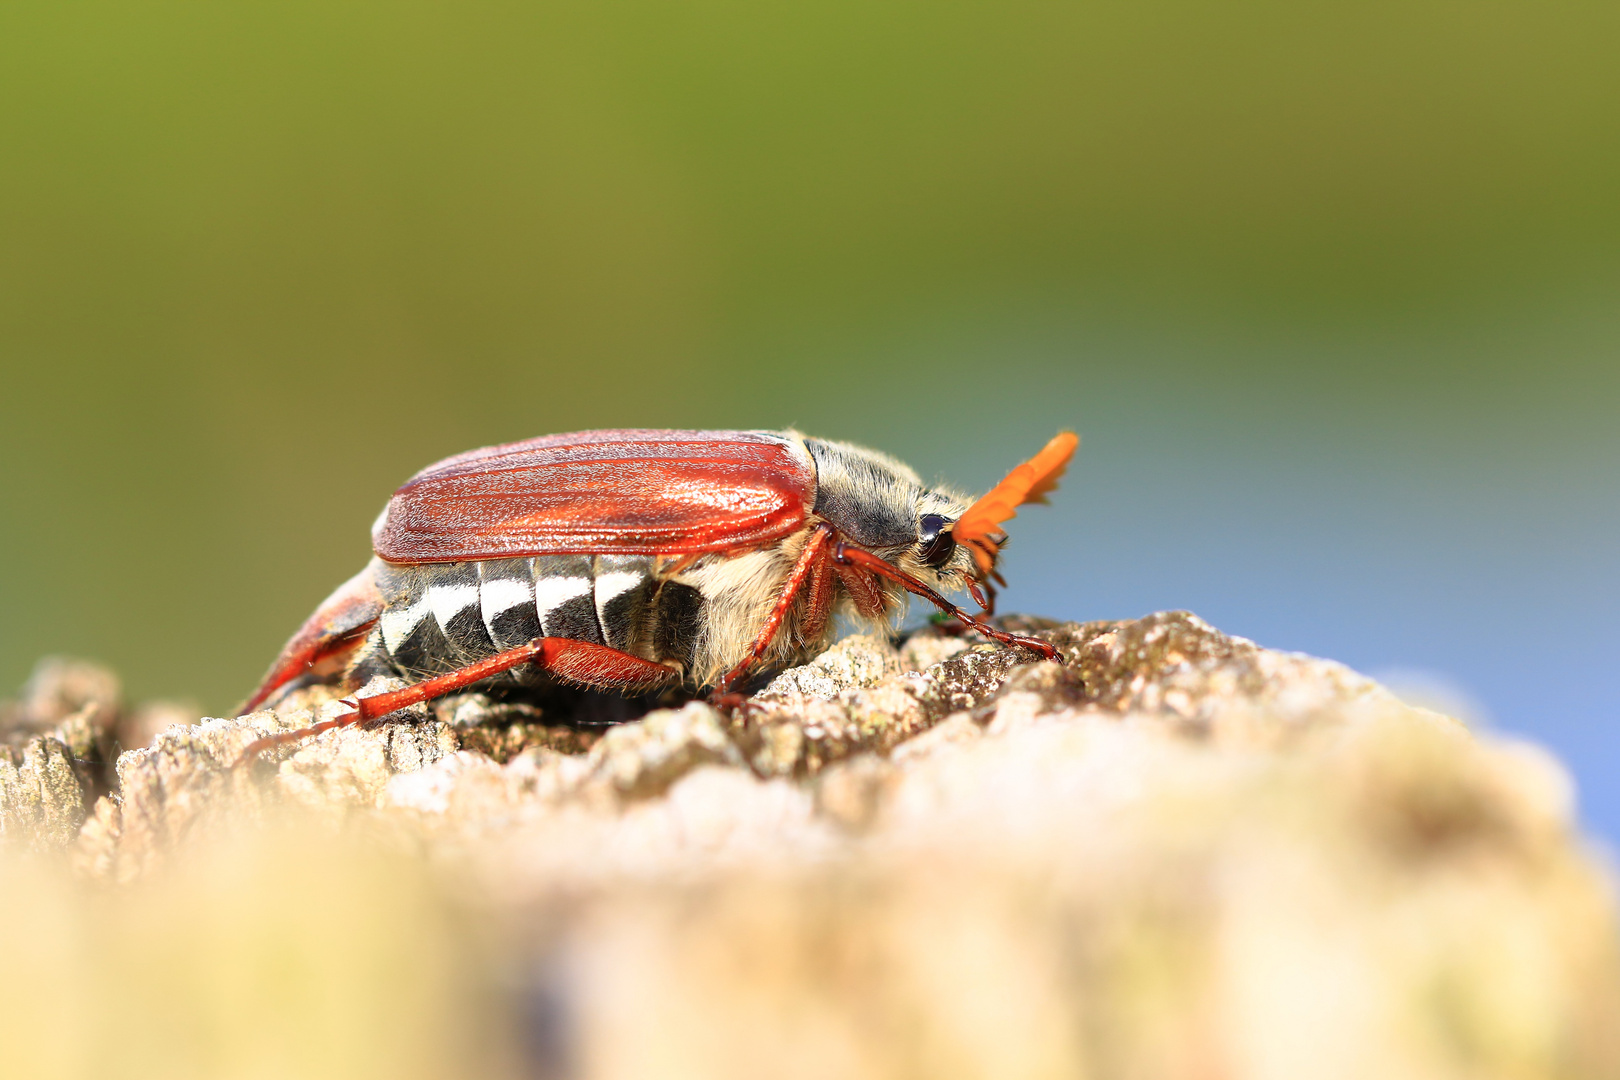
237,428,1078,758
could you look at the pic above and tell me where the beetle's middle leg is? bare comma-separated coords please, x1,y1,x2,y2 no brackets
713,523,837,696
236,637,679,764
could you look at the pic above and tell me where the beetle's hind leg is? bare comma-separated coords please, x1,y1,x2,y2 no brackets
235,637,679,765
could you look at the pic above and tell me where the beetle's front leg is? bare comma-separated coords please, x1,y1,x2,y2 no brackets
967,576,997,618
926,576,998,638
832,542,1060,661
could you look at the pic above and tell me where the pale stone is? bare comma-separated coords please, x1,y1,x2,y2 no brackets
1,612,1616,1079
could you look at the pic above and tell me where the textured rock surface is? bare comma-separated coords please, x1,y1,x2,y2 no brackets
3,612,1618,1079
0,657,198,849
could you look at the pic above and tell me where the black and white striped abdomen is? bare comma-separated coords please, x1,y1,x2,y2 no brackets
371,555,703,685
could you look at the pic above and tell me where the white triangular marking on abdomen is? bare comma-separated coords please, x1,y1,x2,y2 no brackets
594,570,643,606
428,582,479,633
480,575,534,632
380,593,432,654
534,574,592,628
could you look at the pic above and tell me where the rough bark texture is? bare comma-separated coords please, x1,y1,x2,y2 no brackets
3,612,1617,1080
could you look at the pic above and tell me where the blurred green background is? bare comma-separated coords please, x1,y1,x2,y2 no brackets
1,2,1616,830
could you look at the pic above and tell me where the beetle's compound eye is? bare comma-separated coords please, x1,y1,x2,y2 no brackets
917,513,957,568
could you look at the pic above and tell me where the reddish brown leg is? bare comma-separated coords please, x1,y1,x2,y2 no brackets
832,542,1060,661
967,577,997,617
713,523,837,695
924,576,998,637
235,637,679,765
801,541,837,640
833,560,888,620
694,543,849,711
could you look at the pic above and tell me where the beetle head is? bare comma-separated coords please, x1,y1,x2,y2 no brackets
803,432,1076,612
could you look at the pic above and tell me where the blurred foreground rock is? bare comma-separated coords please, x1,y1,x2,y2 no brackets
3,612,1618,1080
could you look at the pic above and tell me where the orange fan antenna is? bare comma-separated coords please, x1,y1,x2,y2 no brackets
953,431,1079,575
